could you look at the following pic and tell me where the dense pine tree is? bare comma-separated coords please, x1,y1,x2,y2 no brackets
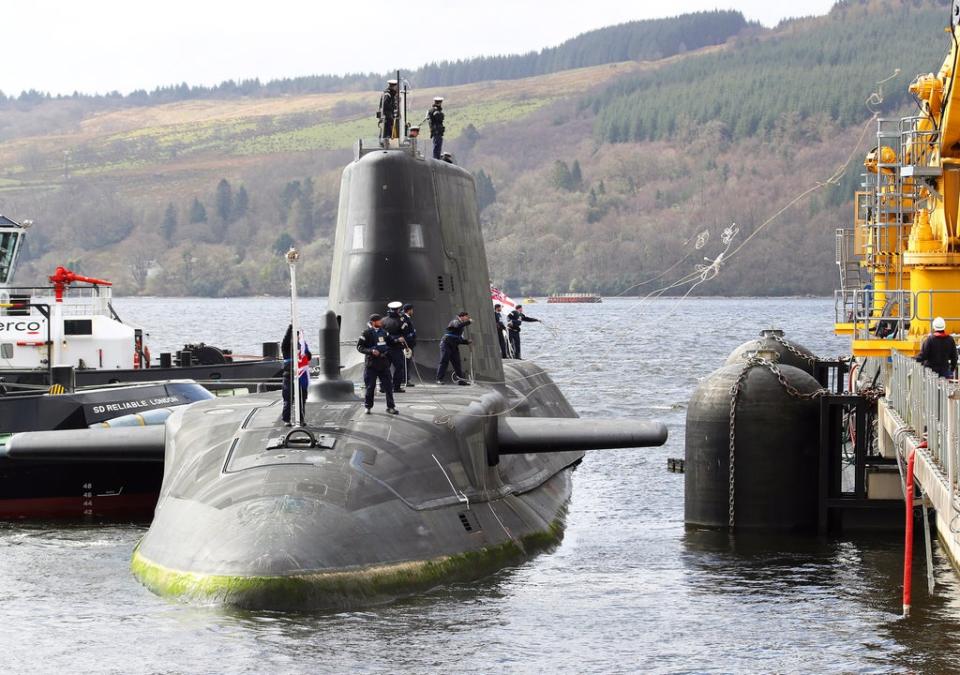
189,198,207,224
215,179,233,225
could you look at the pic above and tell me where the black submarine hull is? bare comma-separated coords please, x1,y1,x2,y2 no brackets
132,361,583,610
0,381,211,519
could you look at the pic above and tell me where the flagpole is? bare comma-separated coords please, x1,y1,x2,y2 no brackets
286,247,301,428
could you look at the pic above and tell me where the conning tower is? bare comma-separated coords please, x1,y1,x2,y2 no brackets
329,131,502,381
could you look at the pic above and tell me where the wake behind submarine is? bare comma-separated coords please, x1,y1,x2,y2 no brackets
129,96,668,610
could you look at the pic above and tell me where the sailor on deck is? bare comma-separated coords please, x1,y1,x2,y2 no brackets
506,304,539,359
281,324,312,425
437,311,472,385
494,303,508,358
402,303,417,387
917,316,958,378
381,301,409,393
357,314,399,414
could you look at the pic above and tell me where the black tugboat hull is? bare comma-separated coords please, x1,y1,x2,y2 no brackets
0,381,211,519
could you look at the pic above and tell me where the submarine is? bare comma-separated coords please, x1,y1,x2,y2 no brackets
120,89,668,610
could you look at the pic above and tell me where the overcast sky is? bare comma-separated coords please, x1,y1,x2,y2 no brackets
4,0,836,96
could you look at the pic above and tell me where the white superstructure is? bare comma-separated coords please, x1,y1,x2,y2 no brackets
0,215,140,372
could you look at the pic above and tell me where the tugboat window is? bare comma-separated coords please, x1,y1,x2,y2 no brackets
352,225,365,250
0,343,12,359
409,224,424,248
0,231,20,284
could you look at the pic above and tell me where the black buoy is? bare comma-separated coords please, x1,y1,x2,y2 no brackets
724,328,818,375
685,354,821,531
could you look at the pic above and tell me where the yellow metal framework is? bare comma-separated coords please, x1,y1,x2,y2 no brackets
835,21,960,357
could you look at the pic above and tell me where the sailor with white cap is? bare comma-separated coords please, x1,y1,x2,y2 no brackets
427,96,445,159
381,300,409,392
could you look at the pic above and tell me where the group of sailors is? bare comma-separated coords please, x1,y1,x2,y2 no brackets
495,303,539,359
356,302,540,414
377,79,446,160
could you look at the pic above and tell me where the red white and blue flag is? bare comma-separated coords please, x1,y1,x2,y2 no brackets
297,332,310,379
490,284,516,310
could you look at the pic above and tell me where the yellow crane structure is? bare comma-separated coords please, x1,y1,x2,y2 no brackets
837,7,960,356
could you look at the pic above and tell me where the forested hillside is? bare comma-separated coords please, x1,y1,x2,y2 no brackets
0,0,953,297
0,10,749,107
587,1,947,142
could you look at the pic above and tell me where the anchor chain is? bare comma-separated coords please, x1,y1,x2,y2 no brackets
728,357,829,528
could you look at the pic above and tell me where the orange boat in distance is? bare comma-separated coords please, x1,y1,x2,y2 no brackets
546,293,602,303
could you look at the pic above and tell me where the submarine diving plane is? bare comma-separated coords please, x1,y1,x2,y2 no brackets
114,88,668,609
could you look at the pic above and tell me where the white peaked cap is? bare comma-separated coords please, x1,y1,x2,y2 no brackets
387,301,403,309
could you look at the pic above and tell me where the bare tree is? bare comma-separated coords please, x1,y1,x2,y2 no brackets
129,253,153,293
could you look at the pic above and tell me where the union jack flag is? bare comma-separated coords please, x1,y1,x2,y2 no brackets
490,284,516,310
297,332,310,378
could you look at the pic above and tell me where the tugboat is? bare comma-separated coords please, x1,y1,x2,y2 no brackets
0,214,281,518
0,215,282,393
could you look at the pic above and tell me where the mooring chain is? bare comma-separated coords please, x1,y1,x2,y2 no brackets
728,357,759,528
767,333,819,365
727,356,829,528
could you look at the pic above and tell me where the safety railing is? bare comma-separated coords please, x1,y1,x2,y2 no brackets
356,136,425,159
900,115,942,177
833,287,960,340
0,285,113,317
889,351,957,471
834,288,913,338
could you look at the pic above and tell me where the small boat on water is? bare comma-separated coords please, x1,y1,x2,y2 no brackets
546,293,602,303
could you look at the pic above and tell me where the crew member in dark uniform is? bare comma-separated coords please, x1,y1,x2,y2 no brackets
357,314,399,414
402,303,417,386
378,80,399,141
917,316,958,378
436,310,472,385
427,97,445,160
494,303,508,358
381,301,408,393
506,304,539,360
281,324,312,425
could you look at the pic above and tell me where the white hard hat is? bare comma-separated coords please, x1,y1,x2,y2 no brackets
387,79,398,85
387,301,403,310
433,96,444,102
934,316,946,331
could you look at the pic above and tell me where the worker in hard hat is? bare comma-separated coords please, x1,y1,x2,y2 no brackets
916,316,958,378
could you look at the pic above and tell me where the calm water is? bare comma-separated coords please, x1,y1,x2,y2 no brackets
3,296,960,674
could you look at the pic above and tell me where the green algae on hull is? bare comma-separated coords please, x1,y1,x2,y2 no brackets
131,520,564,611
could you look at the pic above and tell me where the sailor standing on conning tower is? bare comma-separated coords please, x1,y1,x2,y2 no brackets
378,79,400,141
427,97,445,159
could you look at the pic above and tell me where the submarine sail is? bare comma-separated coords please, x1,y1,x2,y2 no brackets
330,142,501,380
